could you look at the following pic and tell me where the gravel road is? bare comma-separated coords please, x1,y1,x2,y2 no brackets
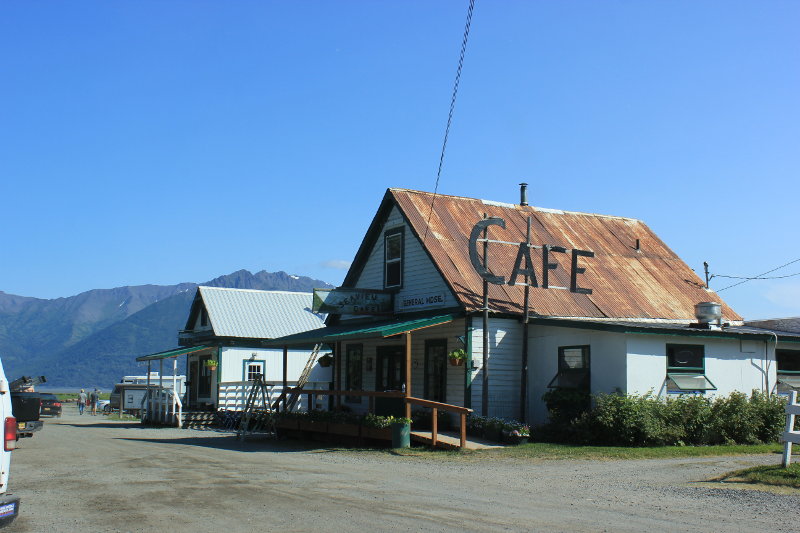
4,409,798,532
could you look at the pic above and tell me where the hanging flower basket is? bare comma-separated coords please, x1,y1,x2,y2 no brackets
448,349,467,366
318,354,333,367
204,360,218,370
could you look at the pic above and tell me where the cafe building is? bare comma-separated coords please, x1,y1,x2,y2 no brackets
265,187,800,426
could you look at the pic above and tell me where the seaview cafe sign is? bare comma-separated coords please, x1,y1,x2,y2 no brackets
468,217,594,294
312,288,393,315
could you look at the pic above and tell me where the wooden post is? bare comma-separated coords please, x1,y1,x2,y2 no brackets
783,390,798,468
146,361,151,423
460,412,467,449
159,359,164,423
482,213,490,417
335,342,342,409
520,216,531,422
405,331,412,420
431,407,438,447
282,346,288,412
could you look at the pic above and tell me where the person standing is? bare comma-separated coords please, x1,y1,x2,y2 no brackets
89,388,99,416
77,389,87,415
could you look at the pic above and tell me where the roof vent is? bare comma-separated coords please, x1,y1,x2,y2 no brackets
519,182,528,206
693,302,722,328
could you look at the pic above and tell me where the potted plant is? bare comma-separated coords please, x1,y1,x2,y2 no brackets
317,354,333,367
389,416,412,448
502,420,530,445
204,359,218,370
448,349,467,367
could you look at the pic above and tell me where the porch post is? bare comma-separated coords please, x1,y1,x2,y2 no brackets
335,341,342,409
404,331,412,419
159,359,164,423
282,346,288,412
482,213,490,417
146,361,151,422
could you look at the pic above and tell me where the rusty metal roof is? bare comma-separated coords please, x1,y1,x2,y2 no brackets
389,188,742,322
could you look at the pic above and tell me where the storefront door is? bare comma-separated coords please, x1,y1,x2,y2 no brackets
375,345,405,416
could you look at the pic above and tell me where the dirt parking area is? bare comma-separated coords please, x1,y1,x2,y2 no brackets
5,409,798,532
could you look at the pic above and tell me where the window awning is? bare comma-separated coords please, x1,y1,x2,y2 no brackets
136,345,212,362
260,314,459,347
778,374,800,391
667,373,717,392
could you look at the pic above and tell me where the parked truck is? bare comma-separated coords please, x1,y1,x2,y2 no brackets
9,376,45,439
0,359,20,527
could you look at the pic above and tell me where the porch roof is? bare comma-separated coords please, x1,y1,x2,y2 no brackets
136,345,212,362
260,313,459,347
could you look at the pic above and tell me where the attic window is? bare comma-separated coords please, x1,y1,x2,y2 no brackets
384,228,403,289
200,308,209,328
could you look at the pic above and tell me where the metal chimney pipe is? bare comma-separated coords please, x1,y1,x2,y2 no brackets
519,182,528,206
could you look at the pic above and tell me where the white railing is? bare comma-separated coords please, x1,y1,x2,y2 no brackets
142,387,184,427
218,380,330,412
782,390,799,468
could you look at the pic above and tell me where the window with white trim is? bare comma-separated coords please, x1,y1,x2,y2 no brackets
246,362,264,381
384,228,403,289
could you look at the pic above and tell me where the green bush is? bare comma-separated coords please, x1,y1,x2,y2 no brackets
540,390,787,447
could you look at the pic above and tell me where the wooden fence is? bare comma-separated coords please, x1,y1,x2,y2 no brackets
782,390,799,468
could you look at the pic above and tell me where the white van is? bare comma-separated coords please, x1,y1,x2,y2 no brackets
0,359,19,527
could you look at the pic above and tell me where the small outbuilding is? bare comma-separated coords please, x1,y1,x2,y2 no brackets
137,286,330,416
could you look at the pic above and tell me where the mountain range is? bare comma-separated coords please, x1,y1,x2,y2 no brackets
0,270,333,388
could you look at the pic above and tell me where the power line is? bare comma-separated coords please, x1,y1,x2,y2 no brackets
422,0,476,243
712,272,800,280
715,257,800,292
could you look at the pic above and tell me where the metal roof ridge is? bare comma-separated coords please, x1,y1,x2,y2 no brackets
199,286,313,296
389,187,643,223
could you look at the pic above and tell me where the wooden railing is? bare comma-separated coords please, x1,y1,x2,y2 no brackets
219,381,329,412
406,396,473,449
283,388,473,449
142,387,183,427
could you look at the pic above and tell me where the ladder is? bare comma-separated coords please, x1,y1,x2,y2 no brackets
237,374,274,440
283,344,323,412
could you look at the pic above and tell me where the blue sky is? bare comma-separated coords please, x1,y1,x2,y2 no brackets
1,1,798,320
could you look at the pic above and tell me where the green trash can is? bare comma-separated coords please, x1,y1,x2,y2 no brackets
391,421,411,448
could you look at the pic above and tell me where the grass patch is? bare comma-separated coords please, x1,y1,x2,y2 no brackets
484,442,784,461
387,442,785,461
55,392,111,400
105,413,139,422
716,463,800,488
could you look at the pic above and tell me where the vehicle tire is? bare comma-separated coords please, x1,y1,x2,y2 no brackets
103,404,111,413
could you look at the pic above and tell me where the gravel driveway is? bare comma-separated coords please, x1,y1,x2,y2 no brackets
5,410,798,532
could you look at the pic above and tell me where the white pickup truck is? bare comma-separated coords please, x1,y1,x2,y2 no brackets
0,359,19,527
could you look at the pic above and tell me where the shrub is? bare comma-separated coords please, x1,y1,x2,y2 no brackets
542,388,591,426
538,390,787,447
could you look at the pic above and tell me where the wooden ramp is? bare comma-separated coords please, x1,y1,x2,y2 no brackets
411,430,504,450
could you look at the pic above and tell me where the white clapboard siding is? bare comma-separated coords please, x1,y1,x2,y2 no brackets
353,206,457,313
470,318,523,419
